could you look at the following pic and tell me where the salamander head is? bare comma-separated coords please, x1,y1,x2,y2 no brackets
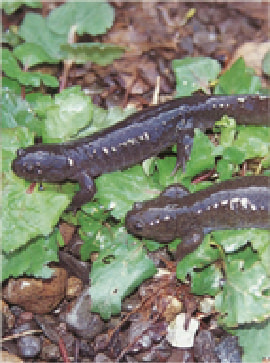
12,145,71,182
125,204,176,243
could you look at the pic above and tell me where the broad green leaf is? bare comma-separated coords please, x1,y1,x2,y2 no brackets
262,50,270,76
173,57,221,96
19,12,65,59
176,234,221,281
1,89,41,133
2,48,59,88
42,86,93,142
2,127,34,172
2,172,70,253
156,156,183,187
2,77,22,94
216,159,234,181
2,231,59,282
90,229,156,319
2,26,22,47
75,105,135,138
215,260,270,326
184,129,216,179
215,58,261,94
1,1,42,15
232,126,269,159
61,43,125,66
2,48,22,79
191,263,223,296
47,1,115,36
95,165,161,220
14,43,58,68
233,319,270,362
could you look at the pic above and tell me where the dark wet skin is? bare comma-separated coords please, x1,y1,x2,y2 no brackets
12,95,269,209
125,176,270,260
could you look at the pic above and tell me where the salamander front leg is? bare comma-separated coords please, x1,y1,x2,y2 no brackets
176,228,204,261
172,130,194,175
70,171,96,210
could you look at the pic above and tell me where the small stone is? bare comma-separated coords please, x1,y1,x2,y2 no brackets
65,287,105,340
3,268,68,314
17,335,41,358
41,341,60,361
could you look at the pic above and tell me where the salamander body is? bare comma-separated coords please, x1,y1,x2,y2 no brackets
12,95,269,208
125,176,270,260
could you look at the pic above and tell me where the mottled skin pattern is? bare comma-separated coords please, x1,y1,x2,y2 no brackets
12,95,269,209
125,176,270,260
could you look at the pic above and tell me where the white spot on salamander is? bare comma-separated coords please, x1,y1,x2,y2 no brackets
240,198,249,209
219,103,224,108
164,215,170,221
102,147,109,154
237,97,245,103
221,200,228,206
143,132,150,140
67,158,74,166
111,146,117,152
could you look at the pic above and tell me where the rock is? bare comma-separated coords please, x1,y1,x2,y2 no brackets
41,341,60,361
17,335,41,358
214,335,242,363
194,330,219,362
65,287,105,340
3,268,68,314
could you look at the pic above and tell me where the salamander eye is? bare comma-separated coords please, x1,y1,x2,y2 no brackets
17,148,26,157
134,222,143,231
134,202,143,210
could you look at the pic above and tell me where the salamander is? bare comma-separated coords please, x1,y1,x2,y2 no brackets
12,95,269,209
125,176,270,260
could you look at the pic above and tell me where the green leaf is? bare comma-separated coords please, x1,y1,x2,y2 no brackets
262,50,270,76
95,165,161,220
156,156,183,187
1,1,42,15
233,319,270,362
176,234,221,281
191,263,223,296
2,172,70,253
2,26,22,47
232,126,269,159
215,58,261,94
2,127,34,173
14,43,58,68
172,57,221,96
2,77,22,94
215,260,270,326
2,231,59,282
47,1,115,36
90,230,156,319
41,86,93,143
2,48,59,88
19,12,65,59
61,43,125,66
2,48,23,79
184,129,216,179
216,159,234,181
1,88,41,134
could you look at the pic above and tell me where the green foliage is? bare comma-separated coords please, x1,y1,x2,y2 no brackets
47,1,114,36
215,58,261,94
262,50,270,76
14,43,58,68
2,231,59,281
172,57,221,96
1,1,42,15
2,48,59,88
89,228,156,319
233,319,270,362
41,86,93,143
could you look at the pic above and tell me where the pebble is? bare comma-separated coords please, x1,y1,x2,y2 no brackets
17,335,41,358
3,268,68,314
41,341,60,361
65,287,105,340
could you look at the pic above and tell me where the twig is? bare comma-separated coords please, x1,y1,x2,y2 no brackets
1,329,42,343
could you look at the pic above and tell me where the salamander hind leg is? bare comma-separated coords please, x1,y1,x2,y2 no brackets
176,228,204,261
69,171,96,210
